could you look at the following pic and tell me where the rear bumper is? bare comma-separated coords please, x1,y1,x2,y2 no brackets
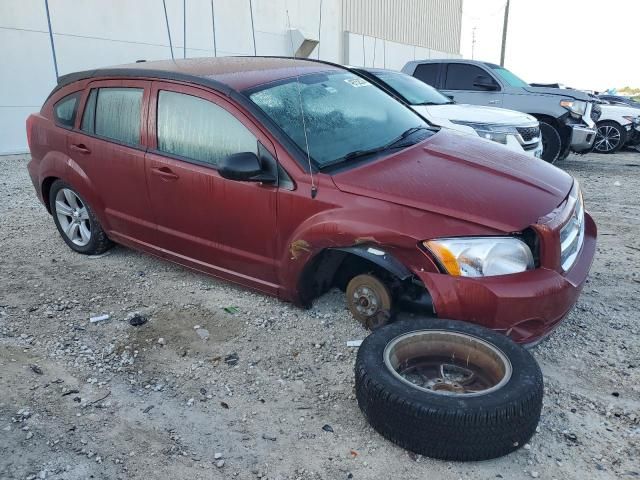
569,125,597,152
27,157,45,205
415,213,597,344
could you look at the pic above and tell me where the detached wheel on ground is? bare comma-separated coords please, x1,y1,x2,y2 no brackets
50,180,113,255
346,274,392,330
355,318,543,461
594,121,627,154
539,121,562,163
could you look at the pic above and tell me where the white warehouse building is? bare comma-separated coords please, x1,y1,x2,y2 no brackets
0,0,463,154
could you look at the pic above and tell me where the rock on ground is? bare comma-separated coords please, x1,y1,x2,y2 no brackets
1,151,639,479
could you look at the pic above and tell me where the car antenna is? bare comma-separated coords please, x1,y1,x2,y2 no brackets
286,10,317,199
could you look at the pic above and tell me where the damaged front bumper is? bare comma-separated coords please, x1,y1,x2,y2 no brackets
414,212,597,345
569,124,597,152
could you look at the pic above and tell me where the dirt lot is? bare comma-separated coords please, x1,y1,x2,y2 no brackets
1,150,639,480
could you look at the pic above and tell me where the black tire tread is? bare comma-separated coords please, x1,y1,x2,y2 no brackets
354,319,543,461
538,121,562,163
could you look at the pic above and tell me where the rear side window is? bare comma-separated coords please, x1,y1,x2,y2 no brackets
413,64,440,87
53,93,80,128
156,90,257,166
81,87,143,145
444,64,497,91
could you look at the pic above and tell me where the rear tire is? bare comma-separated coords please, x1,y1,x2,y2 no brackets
355,318,544,461
539,121,562,163
50,180,112,255
594,121,627,154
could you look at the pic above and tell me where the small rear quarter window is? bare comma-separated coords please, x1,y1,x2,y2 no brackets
53,92,80,128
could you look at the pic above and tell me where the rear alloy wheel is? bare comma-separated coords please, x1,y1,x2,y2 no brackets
539,121,562,163
50,180,112,255
55,188,92,247
594,121,627,154
355,318,543,461
346,274,392,329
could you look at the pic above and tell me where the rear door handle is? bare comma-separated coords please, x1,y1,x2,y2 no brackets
70,143,91,154
488,100,500,104
151,166,179,180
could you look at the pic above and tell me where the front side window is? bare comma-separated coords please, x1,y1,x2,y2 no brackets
54,93,80,127
156,91,258,166
488,65,529,88
372,71,452,106
444,64,498,91
81,87,143,145
249,72,430,168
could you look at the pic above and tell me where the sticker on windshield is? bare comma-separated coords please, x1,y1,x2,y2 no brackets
344,78,371,88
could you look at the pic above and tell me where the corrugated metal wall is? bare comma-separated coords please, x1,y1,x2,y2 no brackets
343,0,462,54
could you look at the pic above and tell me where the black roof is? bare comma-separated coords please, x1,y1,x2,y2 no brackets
52,57,343,99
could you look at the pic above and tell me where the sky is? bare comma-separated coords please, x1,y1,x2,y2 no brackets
460,0,639,91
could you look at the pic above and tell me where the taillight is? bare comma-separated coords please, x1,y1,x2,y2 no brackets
26,115,35,149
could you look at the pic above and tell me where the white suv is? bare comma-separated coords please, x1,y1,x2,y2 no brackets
594,103,640,153
355,68,543,158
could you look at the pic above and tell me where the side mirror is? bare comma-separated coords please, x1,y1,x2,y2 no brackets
218,152,276,183
473,75,499,91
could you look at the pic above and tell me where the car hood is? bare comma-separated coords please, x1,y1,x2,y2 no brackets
424,103,537,126
599,103,640,118
331,130,573,233
523,86,593,102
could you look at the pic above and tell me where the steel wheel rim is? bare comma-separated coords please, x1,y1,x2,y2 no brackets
55,188,91,246
595,125,621,152
383,330,512,397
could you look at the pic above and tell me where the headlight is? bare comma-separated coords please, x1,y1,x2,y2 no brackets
424,237,534,277
449,121,517,144
560,99,587,117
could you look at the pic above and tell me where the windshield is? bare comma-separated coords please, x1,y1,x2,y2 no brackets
370,71,452,105
489,65,529,88
248,72,430,168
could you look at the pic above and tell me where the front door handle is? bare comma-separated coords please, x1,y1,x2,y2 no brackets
151,166,179,180
70,143,91,154
488,100,500,104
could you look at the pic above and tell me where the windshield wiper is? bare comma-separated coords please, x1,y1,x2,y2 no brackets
418,100,455,105
320,127,428,169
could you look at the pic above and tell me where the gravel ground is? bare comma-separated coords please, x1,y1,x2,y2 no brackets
1,150,639,480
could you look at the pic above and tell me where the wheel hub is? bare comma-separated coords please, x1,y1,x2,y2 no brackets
353,286,379,317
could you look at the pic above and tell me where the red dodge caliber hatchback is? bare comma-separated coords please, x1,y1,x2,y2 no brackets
26,57,596,345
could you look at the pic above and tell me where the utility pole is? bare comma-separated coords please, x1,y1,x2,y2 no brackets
500,0,510,66
471,26,477,60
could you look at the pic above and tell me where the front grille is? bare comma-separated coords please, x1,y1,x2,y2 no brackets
559,189,585,271
516,125,540,142
591,103,602,122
